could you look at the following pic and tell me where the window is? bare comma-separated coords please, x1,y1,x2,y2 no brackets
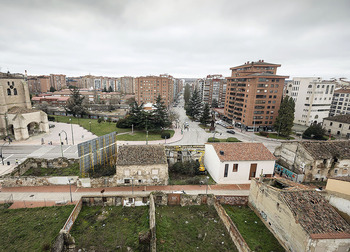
128,198,133,203
7,89,11,95
124,179,130,184
334,169,338,174
142,197,148,203
330,122,333,126
13,88,17,95
339,124,342,128
224,164,229,177
233,164,238,172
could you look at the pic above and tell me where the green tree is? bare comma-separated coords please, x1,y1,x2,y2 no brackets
102,86,107,92
211,98,218,108
108,86,113,92
302,123,326,140
153,95,171,129
65,87,88,117
184,83,191,104
200,103,211,125
186,88,202,120
49,86,56,92
274,96,295,136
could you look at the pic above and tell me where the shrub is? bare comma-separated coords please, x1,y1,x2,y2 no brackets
97,118,103,123
161,132,171,139
48,116,55,121
106,118,112,123
116,118,130,128
226,137,240,142
259,131,269,137
208,137,220,142
186,177,201,185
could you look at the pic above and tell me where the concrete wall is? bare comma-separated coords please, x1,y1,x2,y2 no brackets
205,144,275,184
324,193,350,216
249,179,309,252
326,178,350,196
116,163,168,186
214,201,251,252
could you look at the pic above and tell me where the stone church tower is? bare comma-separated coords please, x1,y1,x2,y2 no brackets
0,72,49,140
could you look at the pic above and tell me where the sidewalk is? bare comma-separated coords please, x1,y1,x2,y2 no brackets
0,183,250,208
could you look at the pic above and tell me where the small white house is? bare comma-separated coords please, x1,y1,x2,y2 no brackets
204,143,276,184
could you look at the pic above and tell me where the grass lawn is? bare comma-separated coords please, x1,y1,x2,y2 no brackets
223,205,284,252
70,206,149,251
0,205,74,251
255,133,295,140
207,137,241,142
156,205,237,252
22,162,80,176
53,115,130,136
169,172,216,185
117,129,174,141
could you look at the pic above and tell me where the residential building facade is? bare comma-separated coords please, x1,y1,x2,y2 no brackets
249,178,350,252
224,60,288,131
323,114,350,138
50,74,66,90
134,74,174,107
115,145,169,186
329,88,350,116
274,141,350,182
204,142,275,184
202,75,227,107
27,75,51,94
120,76,134,94
285,77,336,126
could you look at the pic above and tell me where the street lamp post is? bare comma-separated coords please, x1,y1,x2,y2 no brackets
60,130,68,145
68,178,73,203
89,121,91,132
206,176,209,195
69,118,74,145
132,124,134,134
58,133,64,158
131,177,134,195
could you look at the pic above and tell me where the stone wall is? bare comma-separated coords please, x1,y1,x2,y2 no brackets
149,194,156,252
6,157,77,177
216,195,248,205
1,176,78,187
214,201,251,252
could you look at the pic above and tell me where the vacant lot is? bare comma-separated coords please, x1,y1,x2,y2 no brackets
70,206,149,251
223,205,284,252
156,205,237,252
0,205,74,251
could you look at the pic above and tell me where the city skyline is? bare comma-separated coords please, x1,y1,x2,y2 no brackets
0,0,349,79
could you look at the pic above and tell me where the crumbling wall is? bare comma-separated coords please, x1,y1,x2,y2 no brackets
214,200,251,252
149,194,156,252
7,157,77,177
1,176,78,187
216,195,248,205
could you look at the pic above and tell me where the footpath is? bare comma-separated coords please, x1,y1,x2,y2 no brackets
0,184,250,209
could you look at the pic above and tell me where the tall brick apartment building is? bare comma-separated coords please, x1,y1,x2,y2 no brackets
135,74,174,107
224,60,288,131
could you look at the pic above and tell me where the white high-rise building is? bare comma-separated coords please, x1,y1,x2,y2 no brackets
285,77,336,126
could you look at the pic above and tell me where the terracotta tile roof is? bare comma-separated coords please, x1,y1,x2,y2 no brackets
324,114,350,124
208,143,276,161
301,141,350,159
281,190,350,238
116,145,167,166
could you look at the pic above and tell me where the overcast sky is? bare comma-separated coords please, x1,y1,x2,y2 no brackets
0,0,349,79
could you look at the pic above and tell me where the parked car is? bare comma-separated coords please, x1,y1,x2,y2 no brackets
227,130,235,134
49,124,55,128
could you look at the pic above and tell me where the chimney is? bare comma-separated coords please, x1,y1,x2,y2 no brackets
220,151,224,155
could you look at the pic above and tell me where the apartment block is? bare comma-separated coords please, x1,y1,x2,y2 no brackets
202,74,227,107
120,76,134,94
329,88,350,116
50,74,66,90
285,77,336,126
27,75,51,93
224,60,288,131
135,74,174,107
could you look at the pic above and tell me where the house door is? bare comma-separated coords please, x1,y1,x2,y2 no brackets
249,163,257,180
224,164,229,177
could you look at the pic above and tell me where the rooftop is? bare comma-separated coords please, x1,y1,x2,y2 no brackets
116,145,167,166
329,176,350,182
334,88,350,94
231,60,281,69
8,106,38,114
324,114,350,124
208,142,276,162
301,141,350,160
281,190,350,238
